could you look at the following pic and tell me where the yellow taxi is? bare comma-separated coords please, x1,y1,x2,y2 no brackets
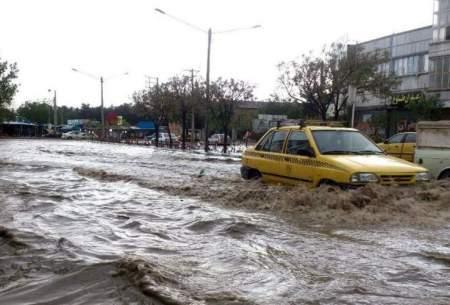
377,132,416,162
241,126,430,187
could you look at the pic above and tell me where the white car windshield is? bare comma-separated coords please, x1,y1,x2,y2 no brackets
312,130,383,155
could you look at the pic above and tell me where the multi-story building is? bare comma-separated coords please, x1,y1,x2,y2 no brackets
352,0,450,137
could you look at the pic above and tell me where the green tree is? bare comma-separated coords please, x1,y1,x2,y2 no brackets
0,58,19,121
259,100,310,119
406,94,442,120
167,76,192,149
210,78,254,153
16,100,51,123
0,107,15,121
277,43,398,121
133,82,172,147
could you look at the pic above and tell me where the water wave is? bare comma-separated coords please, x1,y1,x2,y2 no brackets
73,166,450,227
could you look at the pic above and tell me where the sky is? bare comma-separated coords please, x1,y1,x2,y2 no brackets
0,0,433,109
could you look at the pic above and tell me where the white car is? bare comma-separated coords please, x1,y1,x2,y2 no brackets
151,132,178,144
208,133,231,145
61,130,89,140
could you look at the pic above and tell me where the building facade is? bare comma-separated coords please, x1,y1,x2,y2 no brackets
352,0,450,137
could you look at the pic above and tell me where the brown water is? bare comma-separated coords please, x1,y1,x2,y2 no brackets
1,139,449,305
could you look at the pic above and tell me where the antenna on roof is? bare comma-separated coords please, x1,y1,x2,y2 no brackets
276,121,281,129
299,119,305,128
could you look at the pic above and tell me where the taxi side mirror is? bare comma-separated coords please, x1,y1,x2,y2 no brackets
383,139,389,144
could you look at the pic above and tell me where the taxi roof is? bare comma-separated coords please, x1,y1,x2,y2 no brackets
271,125,358,132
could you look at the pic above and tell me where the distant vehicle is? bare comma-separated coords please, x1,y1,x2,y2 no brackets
150,132,178,144
241,125,430,187
61,130,89,140
208,133,231,145
378,132,416,162
415,121,450,179
144,134,155,142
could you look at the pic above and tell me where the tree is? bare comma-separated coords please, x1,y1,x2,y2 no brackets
0,58,19,121
167,76,195,150
16,100,51,123
210,78,254,153
259,100,311,119
133,82,173,147
277,43,398,121
277,53,331,120
0,107,15,121
406,94,442,120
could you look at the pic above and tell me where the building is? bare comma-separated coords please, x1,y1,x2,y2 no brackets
351,0,450,137
252,114,288,133
0,121,41,137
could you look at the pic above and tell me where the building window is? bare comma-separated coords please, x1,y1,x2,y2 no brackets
446,26,450,40
393,55,426,76
377,62,390,75
430,56,450,90
434,29,439,41
440,27,446,41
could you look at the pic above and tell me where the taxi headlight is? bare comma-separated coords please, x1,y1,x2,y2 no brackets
415,172,431,182
350,173,379,184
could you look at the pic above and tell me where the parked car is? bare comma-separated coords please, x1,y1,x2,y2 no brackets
61,130,89,140
241,125,430,187
415,121,450,179
150,132,178,144
144,134,155,142
208,133,231,145
378,132,416,162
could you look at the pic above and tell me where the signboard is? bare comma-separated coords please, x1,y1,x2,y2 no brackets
392,92,425,106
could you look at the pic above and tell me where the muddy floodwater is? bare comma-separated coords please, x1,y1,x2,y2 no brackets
1,139,450,305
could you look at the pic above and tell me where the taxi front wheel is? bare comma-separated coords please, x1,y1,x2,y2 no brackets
241,166,261,180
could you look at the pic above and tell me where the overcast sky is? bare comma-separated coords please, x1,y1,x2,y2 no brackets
0,0,433,109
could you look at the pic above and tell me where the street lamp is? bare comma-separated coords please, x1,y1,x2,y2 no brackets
71,68,128,139
154,8,261,152
47,89,52,126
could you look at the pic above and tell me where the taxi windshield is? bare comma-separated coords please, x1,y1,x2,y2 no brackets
312,130,383,155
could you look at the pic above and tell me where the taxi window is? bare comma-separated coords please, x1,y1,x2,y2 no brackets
286,131,312,155
388,133,404,144
256,132,274,151
405,133,416,143
268,131,288,153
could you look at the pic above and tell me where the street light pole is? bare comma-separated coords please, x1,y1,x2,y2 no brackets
100,76,104,139
185,68,199,146
205,28,212,152
53,90,58,126
72,68,128,140
154,8,261,153
47,89,52,127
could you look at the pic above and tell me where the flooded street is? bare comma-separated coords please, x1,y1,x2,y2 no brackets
1,139,450,305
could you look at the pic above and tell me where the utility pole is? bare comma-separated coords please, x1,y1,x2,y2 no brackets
100,76,105,139
204,28,212,152
72,68,128,139
156,77,161,148
154,8,260,152
47,89,52,127
186,68,199,146
53,90,57,126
